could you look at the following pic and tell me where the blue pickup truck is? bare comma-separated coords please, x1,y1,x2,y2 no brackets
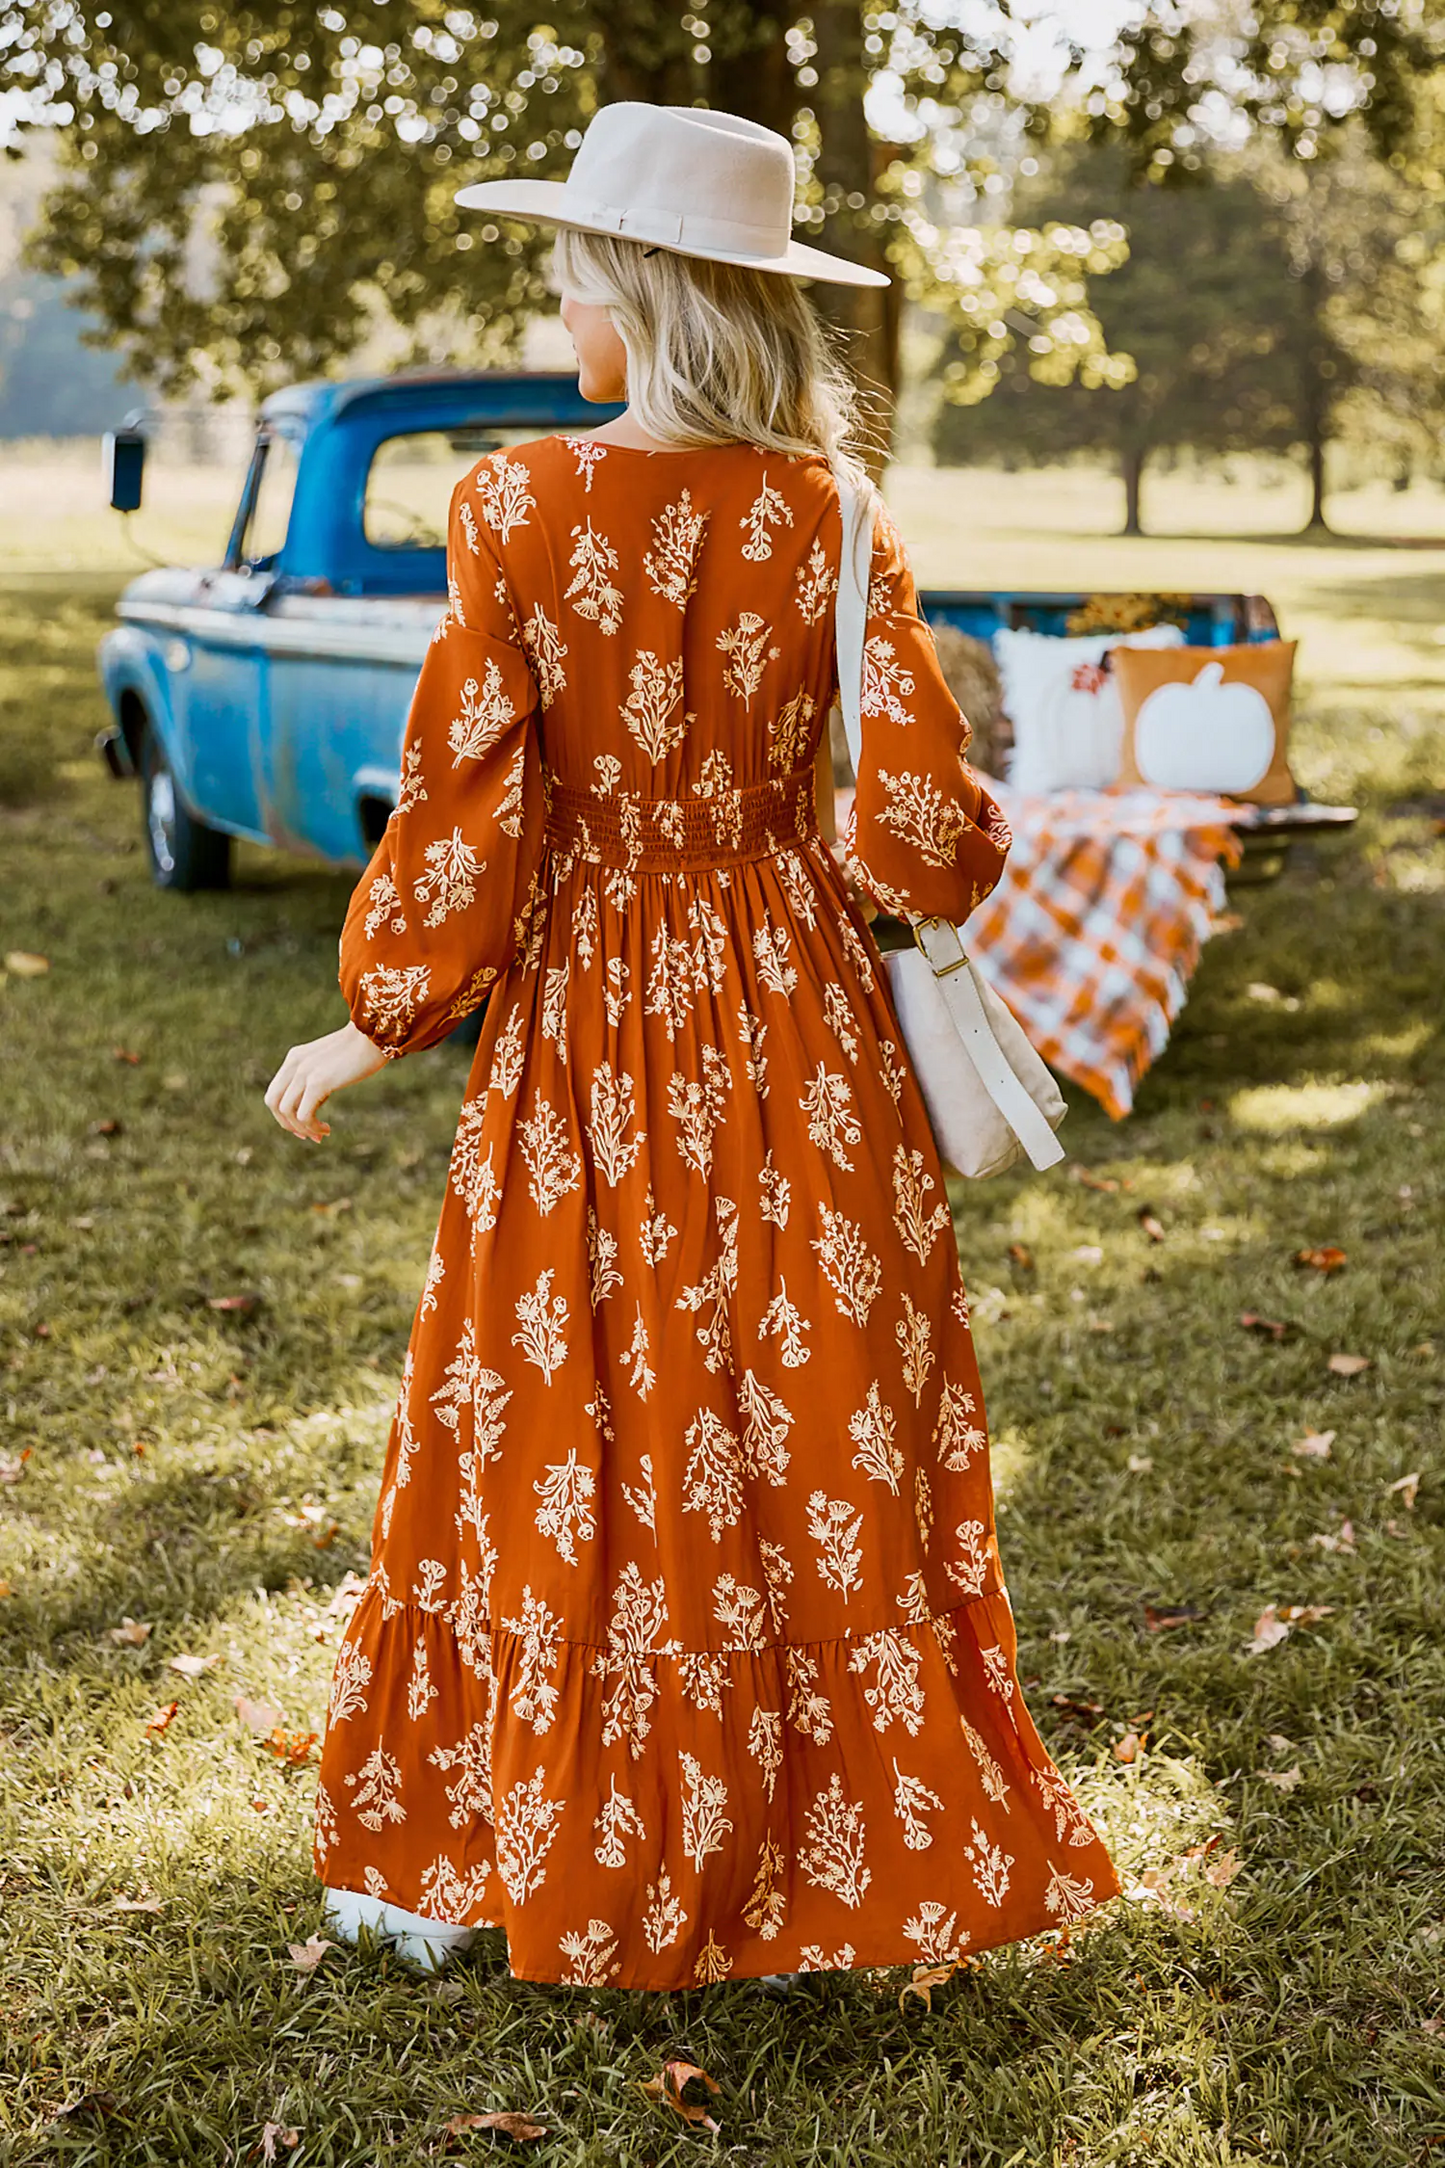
98,368,1317,890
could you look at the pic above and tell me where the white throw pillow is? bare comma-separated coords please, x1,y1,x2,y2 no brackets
994,623,1187,793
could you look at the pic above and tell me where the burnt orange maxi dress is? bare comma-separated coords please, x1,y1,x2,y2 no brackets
314,435,1119,1987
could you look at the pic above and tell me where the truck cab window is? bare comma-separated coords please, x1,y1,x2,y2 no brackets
238,433,301,569
363,426,598,550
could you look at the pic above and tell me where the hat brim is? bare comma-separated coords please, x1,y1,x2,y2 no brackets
453,178,891,289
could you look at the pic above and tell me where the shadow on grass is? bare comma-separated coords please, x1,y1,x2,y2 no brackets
0,1457,370,1667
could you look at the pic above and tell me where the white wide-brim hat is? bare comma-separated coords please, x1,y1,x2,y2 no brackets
455,102,890,289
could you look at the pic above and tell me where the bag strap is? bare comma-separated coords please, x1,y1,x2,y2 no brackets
914,919,1067,1171
831,465,1064,1175
832,464,873,779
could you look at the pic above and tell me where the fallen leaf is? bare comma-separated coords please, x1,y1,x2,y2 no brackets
1049,1693,1106,1727
1295,1246,1347,1274
90,1117,123,1138
4,950,50,978
1126,1453,1154,1474
1292,1430,1335,1459
1422,2016,1444,2037
0,1580,11,1599
53,2092,122,2123
1327,1351,1371,1377
899,1961,957,2013
1114,1730,1144,1764
1262,1764,1303,1791
236,1695,286,1736
111,1894,165,1913
286,1936,336,1974
1387,1470,1421,1510
1244,1605,1292,1655
444,2111,548,2143
108,1617,152,1646
1266,1734,1295,1755
259,2122,301,2162
641,2060,722,2133
267,1728,319,1767
1006,1241,1035,1272
143,1700,179,1737
1309,1520,1355,1553
1070,1243,1105,1265
1144,1604,1205,1633
0,1448,34,1482
167,1652,221,1678
310,1197,354,1217
1137,1208,1166,1243
208,1292,261,1315
1129,1835,1240,1919
1280,1604,1335,1627
310,1522,340,1551
112,1046,142,1065
1240,1311,1294,1342
1070,1165,1119,1193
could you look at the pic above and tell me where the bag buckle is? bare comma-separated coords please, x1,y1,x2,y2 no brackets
915,917,971,976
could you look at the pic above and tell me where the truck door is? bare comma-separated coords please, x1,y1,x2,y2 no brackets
181,429,300,838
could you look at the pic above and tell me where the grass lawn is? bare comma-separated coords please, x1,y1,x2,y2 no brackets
1,454,1442,2167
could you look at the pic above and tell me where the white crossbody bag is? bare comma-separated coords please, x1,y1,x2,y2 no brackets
833,469,1067,1180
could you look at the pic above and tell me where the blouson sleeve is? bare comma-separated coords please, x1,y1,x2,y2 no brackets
842,504,1012,925
340,468,546,1057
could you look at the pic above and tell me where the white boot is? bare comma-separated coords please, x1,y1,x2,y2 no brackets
324,1886,476,1972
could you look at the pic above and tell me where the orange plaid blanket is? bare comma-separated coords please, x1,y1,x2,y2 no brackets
966,787,1243,1121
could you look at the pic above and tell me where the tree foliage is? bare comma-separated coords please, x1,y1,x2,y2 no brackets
935,150,1309,528
4,2,1128,415
14,5,593,393
1054,0,1445,179
935,130,1444,533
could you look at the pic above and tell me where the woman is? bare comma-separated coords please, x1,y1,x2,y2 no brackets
266,103,1118,1990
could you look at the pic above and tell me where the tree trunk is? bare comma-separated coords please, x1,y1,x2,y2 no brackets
1122,445,1146,536
592,7,697,105
709,1,798,138
590,2,894,460
810,1,896,464
1305,419,1328,529
1296,257,1331,533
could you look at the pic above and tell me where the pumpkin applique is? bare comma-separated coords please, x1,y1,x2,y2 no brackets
1113,640,1298,807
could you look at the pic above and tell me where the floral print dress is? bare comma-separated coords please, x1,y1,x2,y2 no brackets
314,435,1119,1988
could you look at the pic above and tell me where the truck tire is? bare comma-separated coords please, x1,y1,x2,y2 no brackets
139,719,232,892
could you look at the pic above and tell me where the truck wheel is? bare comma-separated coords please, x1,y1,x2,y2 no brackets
139,720,231,891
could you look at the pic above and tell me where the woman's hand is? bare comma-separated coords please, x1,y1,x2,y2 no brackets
265,1021,389,1143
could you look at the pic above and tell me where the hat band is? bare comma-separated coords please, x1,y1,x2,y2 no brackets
557,193,791,262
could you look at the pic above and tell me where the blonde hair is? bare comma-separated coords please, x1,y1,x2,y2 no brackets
552,227,868,476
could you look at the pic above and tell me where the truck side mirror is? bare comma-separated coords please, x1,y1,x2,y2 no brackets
105,425,147,513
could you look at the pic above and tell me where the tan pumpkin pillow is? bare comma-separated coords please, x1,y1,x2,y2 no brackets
1114,641,1297,807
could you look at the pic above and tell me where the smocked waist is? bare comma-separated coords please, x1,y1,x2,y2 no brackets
542,765,819,873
